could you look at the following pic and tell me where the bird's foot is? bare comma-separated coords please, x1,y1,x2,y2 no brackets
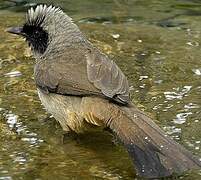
61,131,79,144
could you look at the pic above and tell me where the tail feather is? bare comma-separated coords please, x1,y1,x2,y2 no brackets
81,97,201,178
109,105,201,178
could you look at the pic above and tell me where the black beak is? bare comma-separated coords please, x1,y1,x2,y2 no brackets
6,27,24,36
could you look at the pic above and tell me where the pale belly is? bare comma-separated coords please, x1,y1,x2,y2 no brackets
37,89,88,133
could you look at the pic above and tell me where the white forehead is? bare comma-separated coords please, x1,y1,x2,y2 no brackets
26,4,71,26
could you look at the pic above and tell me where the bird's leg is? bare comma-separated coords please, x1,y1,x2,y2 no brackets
103,127,120,145
61,127,79,144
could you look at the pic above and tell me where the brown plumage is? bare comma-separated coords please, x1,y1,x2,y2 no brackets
7,4,201,178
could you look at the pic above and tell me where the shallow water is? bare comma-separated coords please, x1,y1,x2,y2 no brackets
0,0,201,179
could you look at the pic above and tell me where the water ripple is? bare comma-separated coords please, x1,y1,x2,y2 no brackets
164,86,192,100
173,112,193,124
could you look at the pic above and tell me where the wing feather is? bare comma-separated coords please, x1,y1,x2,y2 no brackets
34,44,130,104
86,48,130,104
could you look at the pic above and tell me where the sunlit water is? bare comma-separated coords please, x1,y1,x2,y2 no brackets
0,0,201,179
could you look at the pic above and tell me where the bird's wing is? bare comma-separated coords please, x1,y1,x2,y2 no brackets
34,44,130,104
34,58,102,97
85,47,130,104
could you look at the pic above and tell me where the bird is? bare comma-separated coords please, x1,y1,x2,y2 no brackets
7,4,201,178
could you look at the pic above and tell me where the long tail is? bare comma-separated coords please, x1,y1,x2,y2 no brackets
82,97,201,178
109,104,201,178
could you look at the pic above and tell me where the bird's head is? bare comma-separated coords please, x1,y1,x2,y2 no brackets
7,4,83,56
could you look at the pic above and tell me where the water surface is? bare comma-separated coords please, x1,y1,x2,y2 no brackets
0,0,201,179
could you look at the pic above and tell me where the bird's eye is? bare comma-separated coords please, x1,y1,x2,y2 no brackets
35,30,39,35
